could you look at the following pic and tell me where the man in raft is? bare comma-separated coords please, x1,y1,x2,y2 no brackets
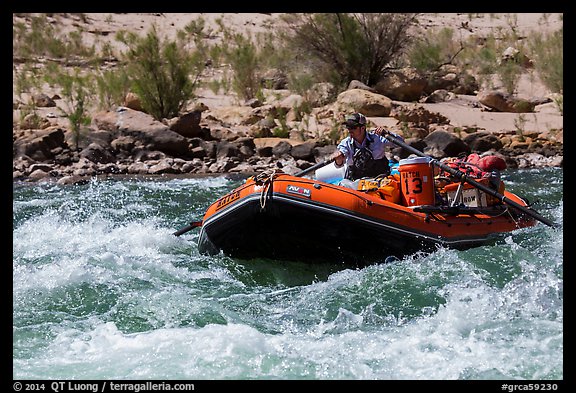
333,112,404,188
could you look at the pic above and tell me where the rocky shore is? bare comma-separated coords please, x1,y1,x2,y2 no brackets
13,96,563,186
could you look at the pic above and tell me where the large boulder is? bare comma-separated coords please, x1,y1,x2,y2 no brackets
167,110,204,138
462,131,503,152
423,129,470,158
335,89,392,117
92,108,190,157
478,90,536,113
374,67,428,101
13,127,67,161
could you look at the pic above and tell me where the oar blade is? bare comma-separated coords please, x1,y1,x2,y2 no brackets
173,221,203,236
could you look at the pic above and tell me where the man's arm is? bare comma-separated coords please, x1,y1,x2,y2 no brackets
373,126,386,136
373,126,403,144
333,150,346,167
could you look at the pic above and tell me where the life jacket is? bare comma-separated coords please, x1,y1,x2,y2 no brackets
345,134,390,180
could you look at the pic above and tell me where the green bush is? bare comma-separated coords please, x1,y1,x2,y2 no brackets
13,14,95,60
281,13,419,88
94,68,131,110
218,25,260,101
118,26,204,120
408,28,460,72
527,27,563,94
44,65,94,150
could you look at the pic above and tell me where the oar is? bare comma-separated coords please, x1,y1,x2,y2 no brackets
294,157,335,177
173,220,203,237
383,131,559,228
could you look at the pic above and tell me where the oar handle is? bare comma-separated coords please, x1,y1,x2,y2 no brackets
383,131,559,228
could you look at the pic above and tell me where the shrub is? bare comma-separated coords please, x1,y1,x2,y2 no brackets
94,68,131,110
118,26,204,120
13,14,95,60
527,27,563,94
217,24,261,101
408,27,461,72
281,13,419,88
44,65,94,150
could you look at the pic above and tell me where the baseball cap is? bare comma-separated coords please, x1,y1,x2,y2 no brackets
342,112,367,128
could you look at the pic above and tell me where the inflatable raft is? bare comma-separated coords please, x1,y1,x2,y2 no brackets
175,133,555,264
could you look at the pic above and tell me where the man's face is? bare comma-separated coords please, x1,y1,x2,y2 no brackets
346,125,364,140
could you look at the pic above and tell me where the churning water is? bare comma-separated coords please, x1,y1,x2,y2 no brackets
13,168,563,380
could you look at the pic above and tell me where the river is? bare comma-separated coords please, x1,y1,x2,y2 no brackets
13,168,563,381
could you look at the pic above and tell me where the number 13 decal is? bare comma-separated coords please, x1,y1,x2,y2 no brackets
404,177,422,194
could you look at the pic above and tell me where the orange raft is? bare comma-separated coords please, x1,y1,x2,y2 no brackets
197,168,537,264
